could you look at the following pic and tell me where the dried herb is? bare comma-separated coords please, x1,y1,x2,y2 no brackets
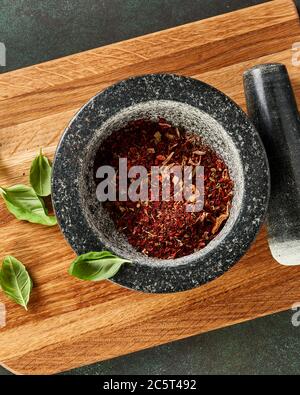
95,118,234,260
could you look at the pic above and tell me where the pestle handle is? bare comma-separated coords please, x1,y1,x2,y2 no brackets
243,63,300,265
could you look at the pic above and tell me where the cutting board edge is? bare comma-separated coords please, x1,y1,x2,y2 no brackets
0,303,292,375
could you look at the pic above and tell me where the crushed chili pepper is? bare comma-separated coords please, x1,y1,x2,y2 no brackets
95,118,234,259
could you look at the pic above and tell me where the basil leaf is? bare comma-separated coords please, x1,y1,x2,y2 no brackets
69,251,131,281
0,184,57,226
0,256,33,310
30,149,52,197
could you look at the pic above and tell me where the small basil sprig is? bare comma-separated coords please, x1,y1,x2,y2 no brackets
0,185,57,226
69,251,131,281
30,149,52,197
0,256,33,310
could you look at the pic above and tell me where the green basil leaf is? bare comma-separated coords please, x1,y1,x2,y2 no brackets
69,251,131,281
30,149,52,197
0,184,57,226
0,256,33,310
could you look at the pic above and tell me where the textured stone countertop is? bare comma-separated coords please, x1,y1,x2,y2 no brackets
0,0,300,375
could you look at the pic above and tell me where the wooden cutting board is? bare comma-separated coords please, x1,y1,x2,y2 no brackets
1,0,300,375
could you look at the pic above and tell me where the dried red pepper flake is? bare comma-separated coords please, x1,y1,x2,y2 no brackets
94,118,234,260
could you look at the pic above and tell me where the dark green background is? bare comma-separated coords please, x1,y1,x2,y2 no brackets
1,0,300,375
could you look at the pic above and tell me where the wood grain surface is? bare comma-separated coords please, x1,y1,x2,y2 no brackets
0,0,300,375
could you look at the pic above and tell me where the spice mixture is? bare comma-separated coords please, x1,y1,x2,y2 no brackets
95,118,234,259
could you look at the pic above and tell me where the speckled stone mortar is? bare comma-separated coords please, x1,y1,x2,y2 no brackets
52,74,270,293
